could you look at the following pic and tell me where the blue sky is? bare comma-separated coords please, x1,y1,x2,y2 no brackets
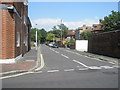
28,2,118,31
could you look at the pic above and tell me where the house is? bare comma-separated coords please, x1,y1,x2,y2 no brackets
67,30,75,39
92,24,102,31
75,25,92,40
0,0,32,63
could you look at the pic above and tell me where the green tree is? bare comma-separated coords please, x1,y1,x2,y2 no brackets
81,31,92,40
100,11,120,31
38,28,47,43
31,28,36,42
31,28,47,43
46,33,55,41
58,24,68,38
48,26,61,38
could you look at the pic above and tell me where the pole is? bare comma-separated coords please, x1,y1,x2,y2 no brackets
35,24,38,50
60,19,63,47
36,29,37,50
61,19,62,41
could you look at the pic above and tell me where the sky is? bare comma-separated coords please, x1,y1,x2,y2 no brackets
28,2,118,31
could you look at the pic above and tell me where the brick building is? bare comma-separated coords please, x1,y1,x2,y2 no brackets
0,1,32,63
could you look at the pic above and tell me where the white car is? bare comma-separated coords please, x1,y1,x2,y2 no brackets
48,43,53,47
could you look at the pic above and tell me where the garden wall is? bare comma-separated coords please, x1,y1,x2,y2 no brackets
88,30,120,58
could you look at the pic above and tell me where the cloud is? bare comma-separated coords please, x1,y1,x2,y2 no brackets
31,18,99,31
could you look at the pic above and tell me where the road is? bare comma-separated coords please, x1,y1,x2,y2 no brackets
2,44,119,88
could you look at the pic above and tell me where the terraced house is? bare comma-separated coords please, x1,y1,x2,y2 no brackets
0,0,32,63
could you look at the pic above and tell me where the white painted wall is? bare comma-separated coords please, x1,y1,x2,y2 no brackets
75,40,88,51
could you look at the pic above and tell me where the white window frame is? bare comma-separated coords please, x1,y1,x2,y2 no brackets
16,32,20,47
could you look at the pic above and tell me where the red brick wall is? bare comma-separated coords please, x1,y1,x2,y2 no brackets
2,9,15,59
88,30,120,58
1,2,31,60
0,9,2,59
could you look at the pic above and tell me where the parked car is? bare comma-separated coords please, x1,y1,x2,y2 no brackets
52,44,59,48
48,43,54,47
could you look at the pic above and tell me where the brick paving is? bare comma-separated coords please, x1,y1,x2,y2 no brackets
1,48,37,73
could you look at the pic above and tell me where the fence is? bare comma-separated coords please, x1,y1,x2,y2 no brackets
88,30,120,58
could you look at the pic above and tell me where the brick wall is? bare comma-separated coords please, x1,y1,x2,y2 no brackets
1,2,31,60
0,9,2,59
88,30,120,58
2,9,15,59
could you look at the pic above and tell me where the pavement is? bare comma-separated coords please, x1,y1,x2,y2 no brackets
2,44,119,88
0,48,38,76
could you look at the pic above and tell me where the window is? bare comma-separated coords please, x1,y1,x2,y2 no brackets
16,32,20,47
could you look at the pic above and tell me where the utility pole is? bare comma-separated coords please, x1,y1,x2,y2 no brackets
35,24,38,50
60,19,63,47
61,19,62,41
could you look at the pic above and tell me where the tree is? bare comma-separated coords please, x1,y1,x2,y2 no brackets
31,28,36,42
48,26,61,38
31,28,47,43
81,31,92,40
100,11,120,31
47,24,69,39
38,28,47,43
46,33,55,41
58,24,68,38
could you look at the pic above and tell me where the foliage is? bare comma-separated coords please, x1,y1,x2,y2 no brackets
31,28,47,43
100,11,120,31
48,26,61,38
81,31,92,40
57,24,68,38
46,33,55,41
68,38,75,44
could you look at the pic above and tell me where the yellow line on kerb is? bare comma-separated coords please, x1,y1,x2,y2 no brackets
34,54,45,71
0,54,45,80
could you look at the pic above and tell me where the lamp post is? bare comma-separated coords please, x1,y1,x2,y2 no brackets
60,19,63,47
35,24,38,50
60,19,62,41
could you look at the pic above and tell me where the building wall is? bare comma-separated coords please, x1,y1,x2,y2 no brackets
0,9,2,59
2,9,15,59
88,30,120,58
1,2,31,60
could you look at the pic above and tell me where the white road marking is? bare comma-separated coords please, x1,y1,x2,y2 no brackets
26,60,35,62
64,69,74,72
79,68,89,70
88,66,102,69
47,70,59,73
55,51,60,54
73,60,88,68
100,66,114,69
64,50,117,65
61,54,69,59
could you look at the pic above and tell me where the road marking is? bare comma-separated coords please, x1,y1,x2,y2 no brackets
73,60,88,68
88,66,102,69
100,66,114,69
63,49,117,65
34,54,45,71
55,51,60,54
47,70,59,73
0,71,34,80
61,54,69,59
79,68,89,70
64,69,74,72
